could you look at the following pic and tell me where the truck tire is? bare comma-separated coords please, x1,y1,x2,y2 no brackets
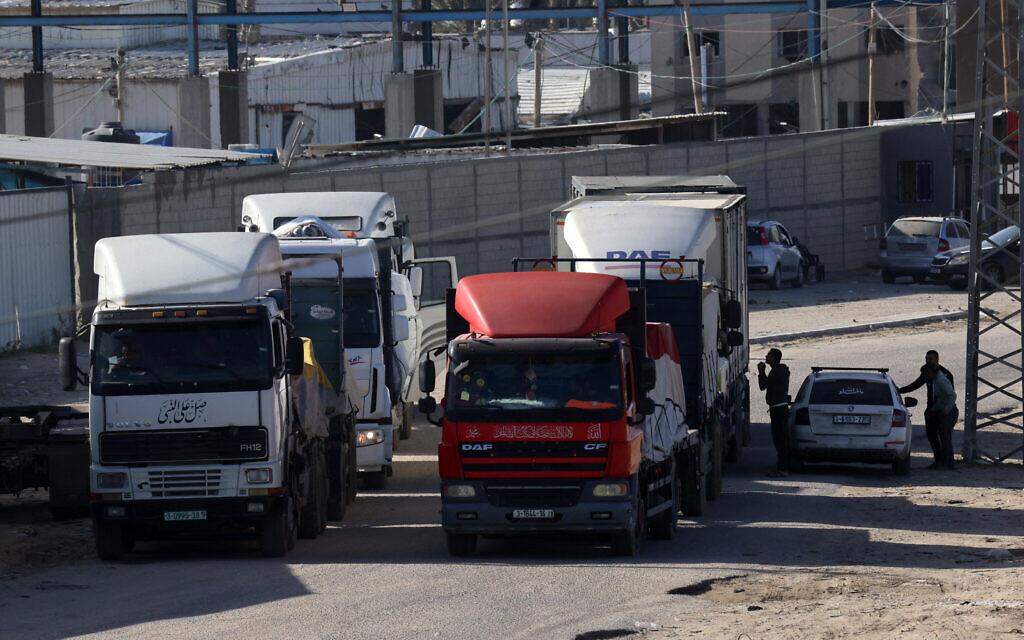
346,428,358,504
94,521,132,561
742,382,752,447
612,497,645,557
399,403,412,441
327,438,347,521
725,403,742,463
650,463,679,540
681,450,707,517
707,420,724,501
261,497,296,558
446,532,477,557
299,448,327,539
363,469,387,490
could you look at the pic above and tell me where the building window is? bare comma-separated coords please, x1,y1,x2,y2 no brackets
721,104,759,138
681,31,720,57
867,24,906,54
856,100,905,124
768,103,800,134
778,30,808,63
897,161,934,203
355,104,385,141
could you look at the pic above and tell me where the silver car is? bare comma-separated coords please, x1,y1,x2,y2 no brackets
788,368,918,475
747,220,805,289
879,216,970,283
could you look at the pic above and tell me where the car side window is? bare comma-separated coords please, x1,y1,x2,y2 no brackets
769,226,784,245
795,378,810,403
958,221,971,238
777,225,793,246
944,222,958,239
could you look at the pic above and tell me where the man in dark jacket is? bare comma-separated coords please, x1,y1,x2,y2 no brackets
899,350,957,469
758,348,791,476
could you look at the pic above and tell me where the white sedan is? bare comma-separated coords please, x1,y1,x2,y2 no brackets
787,367,917,475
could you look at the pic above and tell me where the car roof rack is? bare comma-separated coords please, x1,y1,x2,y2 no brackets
811,366,889,373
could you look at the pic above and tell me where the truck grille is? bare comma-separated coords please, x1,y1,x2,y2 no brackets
99,428,268,465
484,481,584,508
461,441,608,476
145,469,222,498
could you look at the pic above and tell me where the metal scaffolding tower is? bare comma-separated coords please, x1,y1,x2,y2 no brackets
965,0,1024,464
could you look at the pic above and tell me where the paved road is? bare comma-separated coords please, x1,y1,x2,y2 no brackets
1,324,1018,640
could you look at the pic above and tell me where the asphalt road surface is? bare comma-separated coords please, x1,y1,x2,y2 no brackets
1,322,1020,640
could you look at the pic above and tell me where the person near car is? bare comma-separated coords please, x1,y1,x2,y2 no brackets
758,348,791,477
899,350,956,469
922,364,958,470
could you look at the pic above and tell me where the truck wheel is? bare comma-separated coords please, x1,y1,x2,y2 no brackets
445,532,477,557
742,383,752,447
346,430,358,504
261,498,296,558
612,498,645,557
725,410,742,464
327,440,347,521
95,521,132,561
706,421,724,501
650,465,679,540
299,450,323,540
681,451,707,517
363,470,387,490
399,403,412,441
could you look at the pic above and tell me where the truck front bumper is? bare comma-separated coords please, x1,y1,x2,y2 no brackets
441,480,635,534
356,421,392,472
91,495,282,533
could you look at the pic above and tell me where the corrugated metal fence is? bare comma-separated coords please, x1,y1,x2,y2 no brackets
0,186,74,350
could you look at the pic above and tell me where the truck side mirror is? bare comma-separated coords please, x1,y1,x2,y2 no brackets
408,266,423,300
285,337,305,375
637,397,656,416
727,330,744,347
638,357,657,393
392,315,410,343
726,299,743,329
418,396,437,415
392,293,408,313
59,337,78,391
419,359,436,393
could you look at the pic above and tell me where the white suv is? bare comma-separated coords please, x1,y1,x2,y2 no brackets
788,368,917,475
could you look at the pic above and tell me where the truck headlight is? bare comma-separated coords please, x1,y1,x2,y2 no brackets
443,484,476,498
357,429,385,447
96,472,127,489
245,468,272,484
592,482,629,497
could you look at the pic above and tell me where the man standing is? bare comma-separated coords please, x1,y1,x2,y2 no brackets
922,365,958,470
899,350,957,469
758,348,791,476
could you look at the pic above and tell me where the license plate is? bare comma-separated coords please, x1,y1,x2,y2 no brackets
930,267,942,274
833,415,871,425
163,510,207,522
512,509,555,520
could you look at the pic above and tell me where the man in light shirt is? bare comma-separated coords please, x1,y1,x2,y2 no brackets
923,364,958,470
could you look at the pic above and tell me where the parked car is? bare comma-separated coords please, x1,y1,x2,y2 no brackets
748,220,806,289
788,367,917,476
931,225,1020,290
879,216,970,283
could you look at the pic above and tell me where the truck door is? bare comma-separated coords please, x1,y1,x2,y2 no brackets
402,257,458,388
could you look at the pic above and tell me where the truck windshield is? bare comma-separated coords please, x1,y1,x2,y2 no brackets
343,289,381,348
446,351,623,422
92,320,273,395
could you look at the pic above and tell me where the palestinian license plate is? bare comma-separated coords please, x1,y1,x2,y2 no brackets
512,509,555,520
163,510,207,522
833,415,871,425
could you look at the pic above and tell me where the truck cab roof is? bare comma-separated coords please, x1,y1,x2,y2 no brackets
278,236,380,280
94,232,283,309
241,191,397,238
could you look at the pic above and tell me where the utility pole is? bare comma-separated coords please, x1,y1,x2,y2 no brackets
533,35,543,128
699,42,710,111
114,48,126,124
999,0,1010,104
867,3,877,125
819,0,830,129
503,0,511,150
682,0,702,114
483,0,492,152
942,0,951,118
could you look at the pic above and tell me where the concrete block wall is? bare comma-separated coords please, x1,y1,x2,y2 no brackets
72,128,883,311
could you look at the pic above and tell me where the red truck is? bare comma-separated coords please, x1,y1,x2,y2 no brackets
418,270,707,556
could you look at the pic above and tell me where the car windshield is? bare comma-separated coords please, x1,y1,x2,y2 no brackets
809,379,893,406
888,219,942,238
446,350,623,421
983,225,1020,250
343,289,381,348
93,320,273,395
747,226,763,246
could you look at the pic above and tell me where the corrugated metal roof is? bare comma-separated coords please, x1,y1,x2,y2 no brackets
0,0,138,8
0,134,269,169
517,67,652,126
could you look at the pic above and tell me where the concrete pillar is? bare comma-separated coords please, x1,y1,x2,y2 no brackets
217,69,248,148
650,16,690,117
585,66,639,123
23,72,53,137
0,78,6,134
798,71,822,133
175,75,212,149
384,68,444,139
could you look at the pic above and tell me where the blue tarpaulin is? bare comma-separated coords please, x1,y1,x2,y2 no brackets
138,131,173,146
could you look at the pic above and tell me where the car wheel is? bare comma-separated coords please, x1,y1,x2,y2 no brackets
881,269,896,284
912,274,926,284
893,456,911,476
769,265,783,290
792,262,805,288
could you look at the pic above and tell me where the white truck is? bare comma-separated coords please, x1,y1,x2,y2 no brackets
547,176,750,500
240,192,458,445
60,232,340,559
